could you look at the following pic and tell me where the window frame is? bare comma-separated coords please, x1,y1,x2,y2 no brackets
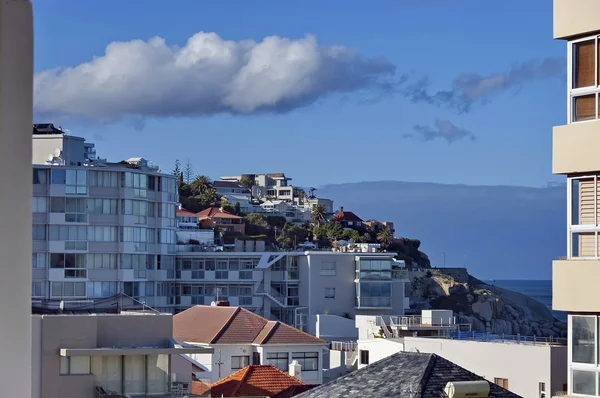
359,350,369,365
231,355,250,370
291,352,319,372
60,356,91,375
569,314,600,396
265,352,289,371
567,175,600,259
569,35,600,124
324,287,335,299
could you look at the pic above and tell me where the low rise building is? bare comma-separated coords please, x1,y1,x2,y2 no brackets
403,334,567,398
173,305,328,385
31,298,212,398
197,207,245,234
330,207,363,228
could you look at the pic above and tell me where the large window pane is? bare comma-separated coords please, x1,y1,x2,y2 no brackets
99,356,122,393
574,40,596,88
147,354,168,394
70,356,91,375
573,369,596,396
572,316,596,364
574,94,597,122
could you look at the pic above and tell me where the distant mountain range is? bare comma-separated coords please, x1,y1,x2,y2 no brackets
317,181,565,280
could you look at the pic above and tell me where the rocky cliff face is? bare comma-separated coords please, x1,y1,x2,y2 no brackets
408,269,567,338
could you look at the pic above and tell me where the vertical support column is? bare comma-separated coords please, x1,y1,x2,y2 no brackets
0,1,33,397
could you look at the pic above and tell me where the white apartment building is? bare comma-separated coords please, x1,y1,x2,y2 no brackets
220,173,301,202
169,251,410,332
31,124,179,311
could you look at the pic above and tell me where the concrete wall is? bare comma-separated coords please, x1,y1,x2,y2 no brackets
33,314,175,398
403,337,567,398
553,122,600,175
553,260,600,312
356,339,404,369
0,2,34,397
314,314,357,342
554,0,600,39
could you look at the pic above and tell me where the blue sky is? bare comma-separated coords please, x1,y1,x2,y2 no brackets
32,0,565,188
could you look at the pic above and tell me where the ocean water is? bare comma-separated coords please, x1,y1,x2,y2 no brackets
486,280,567,322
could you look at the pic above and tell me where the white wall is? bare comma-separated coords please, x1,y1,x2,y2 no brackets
315,314,357,342
187,344,252,383
356,339,404,369
403,337,567,398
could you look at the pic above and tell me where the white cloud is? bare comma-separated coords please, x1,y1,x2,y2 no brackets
34,32,396,122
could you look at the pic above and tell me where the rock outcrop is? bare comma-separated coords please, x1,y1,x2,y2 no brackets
407,269,566,338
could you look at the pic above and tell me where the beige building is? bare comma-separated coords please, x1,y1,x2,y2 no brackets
552,1,600,396
31,302,212,398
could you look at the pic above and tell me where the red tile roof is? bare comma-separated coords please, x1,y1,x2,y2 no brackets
197,207,243,220
208,365,304,397
191,380,211,396
330,209,363,222
173,306,326,345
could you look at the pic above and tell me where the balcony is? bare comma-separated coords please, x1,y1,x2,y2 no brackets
553,121,600,174
553,259,600,311
554,0,600,39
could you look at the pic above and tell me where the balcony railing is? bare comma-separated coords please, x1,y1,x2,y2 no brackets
331,341,357,352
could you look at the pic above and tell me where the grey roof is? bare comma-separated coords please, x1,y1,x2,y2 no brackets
296,352,522,398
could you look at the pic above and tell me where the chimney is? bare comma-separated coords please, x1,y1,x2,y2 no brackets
289,360,302,381
215,301,230,307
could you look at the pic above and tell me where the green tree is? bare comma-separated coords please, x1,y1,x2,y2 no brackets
376,228,393,249
311,204,327,226
277,224,311,249
325,221,344,242
234,202,241,215
221,198,234,214
190,175,212,195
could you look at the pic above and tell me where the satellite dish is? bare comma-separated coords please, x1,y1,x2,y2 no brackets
53,148,62,157
210,301,216,307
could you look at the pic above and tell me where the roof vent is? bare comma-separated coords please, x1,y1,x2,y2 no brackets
212,301,230,307
444,381,490,398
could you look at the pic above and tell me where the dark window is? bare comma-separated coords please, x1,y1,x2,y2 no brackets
292,352,318,371
359,350,369,365
51,169,66,184
265,352,288,371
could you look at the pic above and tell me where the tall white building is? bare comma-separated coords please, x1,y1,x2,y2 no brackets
31,124,179,310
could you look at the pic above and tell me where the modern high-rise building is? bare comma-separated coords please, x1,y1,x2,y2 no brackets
552,1,600,395
31,124,180,311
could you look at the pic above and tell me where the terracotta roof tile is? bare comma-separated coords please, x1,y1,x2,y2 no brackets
209,365,304,397
173,306,237,344
191,380,211,396
197,207,243,220
173,306,326,345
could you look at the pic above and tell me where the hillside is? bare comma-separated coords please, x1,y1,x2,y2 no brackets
318,181,565,280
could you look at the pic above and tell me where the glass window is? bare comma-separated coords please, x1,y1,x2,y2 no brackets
292,352,318,371
65,170,87,195
325,288,335,299
573,316,596,364
320,261,336,276
231,356,249,370
359,350,369,365
32,197,47,213
33,169,48,185
573,369,596,396
574,94,597,122
265,352,288,371
51,197,66,213
574,39,596,89
51,169,66,184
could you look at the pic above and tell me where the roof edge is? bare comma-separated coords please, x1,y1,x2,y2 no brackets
209,307,241,344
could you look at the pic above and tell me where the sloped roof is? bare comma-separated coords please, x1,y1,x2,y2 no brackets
295,352,521,398
330,209,363,223
207,365,304,397
191,380,211,396
197,207,243,220
213,181,249,190
173,305,326,345
272,384,318,398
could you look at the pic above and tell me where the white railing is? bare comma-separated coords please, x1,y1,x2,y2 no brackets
331,341,357,351
376,316,393,338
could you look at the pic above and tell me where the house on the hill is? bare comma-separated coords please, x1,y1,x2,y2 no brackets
197,207,245,234
330,207,363,228
363,220,395,235
173,305,328,385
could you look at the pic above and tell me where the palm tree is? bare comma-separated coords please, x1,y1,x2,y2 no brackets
376,228,393,249
190,175,212,195
311,204,327,226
